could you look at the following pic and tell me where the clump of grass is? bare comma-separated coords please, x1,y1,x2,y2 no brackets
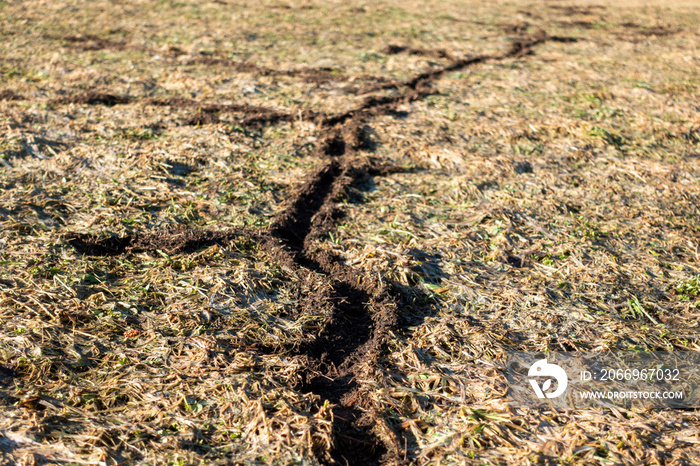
675,275,700,305
588,125,628,152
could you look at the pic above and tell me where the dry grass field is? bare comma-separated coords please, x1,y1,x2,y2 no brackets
1,0,699,464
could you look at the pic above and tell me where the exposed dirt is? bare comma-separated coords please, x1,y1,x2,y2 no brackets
270,161,341,249
613,23,681,43
271,159,401,247
49,92,132,107
298,245,400,370
144,97,201,108
266,156,402,463
65,228,254,256
313,118,373,158
185,107,314,127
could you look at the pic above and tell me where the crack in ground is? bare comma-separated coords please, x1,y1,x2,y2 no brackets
63,31,577,465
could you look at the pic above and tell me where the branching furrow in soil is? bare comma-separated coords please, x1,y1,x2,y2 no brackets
60,31,576,465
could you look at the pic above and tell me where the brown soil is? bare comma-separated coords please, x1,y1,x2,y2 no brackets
65,228,254,256
266,155,402,463
614,23,681,42
49,92,132,107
